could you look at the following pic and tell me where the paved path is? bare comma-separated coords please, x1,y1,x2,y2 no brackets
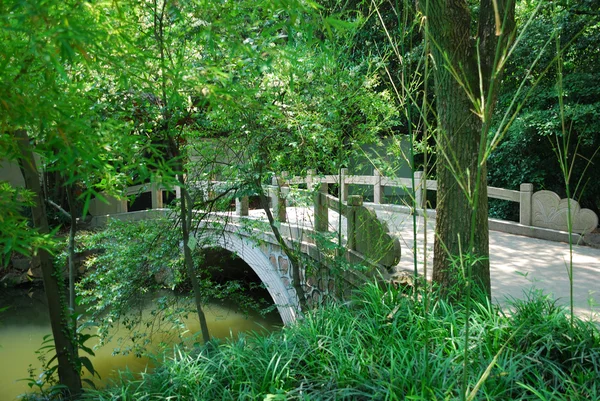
374,210,600,319
245,207,600,319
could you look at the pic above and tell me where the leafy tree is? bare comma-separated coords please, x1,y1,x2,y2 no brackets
99,0,400,315
190,3,400,309
1,0,137,395
488,2,600,219
13,130,83,394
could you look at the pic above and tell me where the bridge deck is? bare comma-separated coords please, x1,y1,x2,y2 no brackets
244,206,600,319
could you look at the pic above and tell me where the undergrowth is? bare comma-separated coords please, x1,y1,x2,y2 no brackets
84,282,600,401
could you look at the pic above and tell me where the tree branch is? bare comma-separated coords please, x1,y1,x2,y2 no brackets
47,199,72,220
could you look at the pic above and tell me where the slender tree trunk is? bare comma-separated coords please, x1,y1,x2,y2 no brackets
259,192,307,311
15,130,82,396
423,0,515,299
66,183,77,314
63,181,79,361
151,0,210,344
179,179,211,344
168,136,211,343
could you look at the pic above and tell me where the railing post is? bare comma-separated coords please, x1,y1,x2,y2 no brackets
340,168,349,202
314,182,328,232
150,183,163,209
347,195,363,251
235,196,249,216
307,169,316,186
272,173,287,222
208,179,217,202
373,170,383,204
279,172,288,222
414,171,426,209
197,181,208,202
114,194,128,213
520,183,533,226
270,177,277,212
308,169,328,232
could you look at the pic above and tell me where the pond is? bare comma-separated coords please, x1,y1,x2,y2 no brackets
0,287,281,401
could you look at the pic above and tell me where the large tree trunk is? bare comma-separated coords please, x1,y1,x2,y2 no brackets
15,130,82,396
424,0,515,299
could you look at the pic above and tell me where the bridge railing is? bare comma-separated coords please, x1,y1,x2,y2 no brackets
268,169,527,221
259,174,402,268
90,169,597,239
262,169,597,238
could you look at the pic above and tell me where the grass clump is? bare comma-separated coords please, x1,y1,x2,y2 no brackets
85,283,600,401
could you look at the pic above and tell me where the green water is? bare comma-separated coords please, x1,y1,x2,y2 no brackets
0,288,281,401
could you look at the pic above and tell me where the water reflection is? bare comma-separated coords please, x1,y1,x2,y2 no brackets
0,288,281,401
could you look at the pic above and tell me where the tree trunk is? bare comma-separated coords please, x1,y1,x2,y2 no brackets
151,0,210,343
66,183,77,314
423,0,515,299
179,180,211,344
15,130,82,396
167,137,211,344
259,192,307,311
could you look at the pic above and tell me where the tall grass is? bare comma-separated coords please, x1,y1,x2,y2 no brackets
85,282,600,401
378,0,599,397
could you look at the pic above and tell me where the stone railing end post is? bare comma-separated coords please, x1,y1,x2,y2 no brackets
269,185,278,212
520,183,534,226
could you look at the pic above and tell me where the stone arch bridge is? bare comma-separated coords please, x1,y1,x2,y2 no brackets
89,169,600,322
91,185,402,325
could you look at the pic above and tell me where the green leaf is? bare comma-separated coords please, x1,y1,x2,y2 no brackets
324,16,357,31
81,192,92,219
82,378,97,389
79,356,96,377
188,236,197,251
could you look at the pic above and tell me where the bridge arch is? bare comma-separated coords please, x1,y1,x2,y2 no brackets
196,230,300,325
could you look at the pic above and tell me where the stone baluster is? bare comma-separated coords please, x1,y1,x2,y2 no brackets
414,171,426,209
308,169,328,232
519,183,533,226
340,168,349,202
314,182,328,232
197,181,207,202
150,183,163,209
207,175,216,202
235,196,249,216
114,194,128,213
373,170,383,204
174,179,181,200
347,195,363,251
271,173,287,222
306,169,315,186
269,182,277,213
